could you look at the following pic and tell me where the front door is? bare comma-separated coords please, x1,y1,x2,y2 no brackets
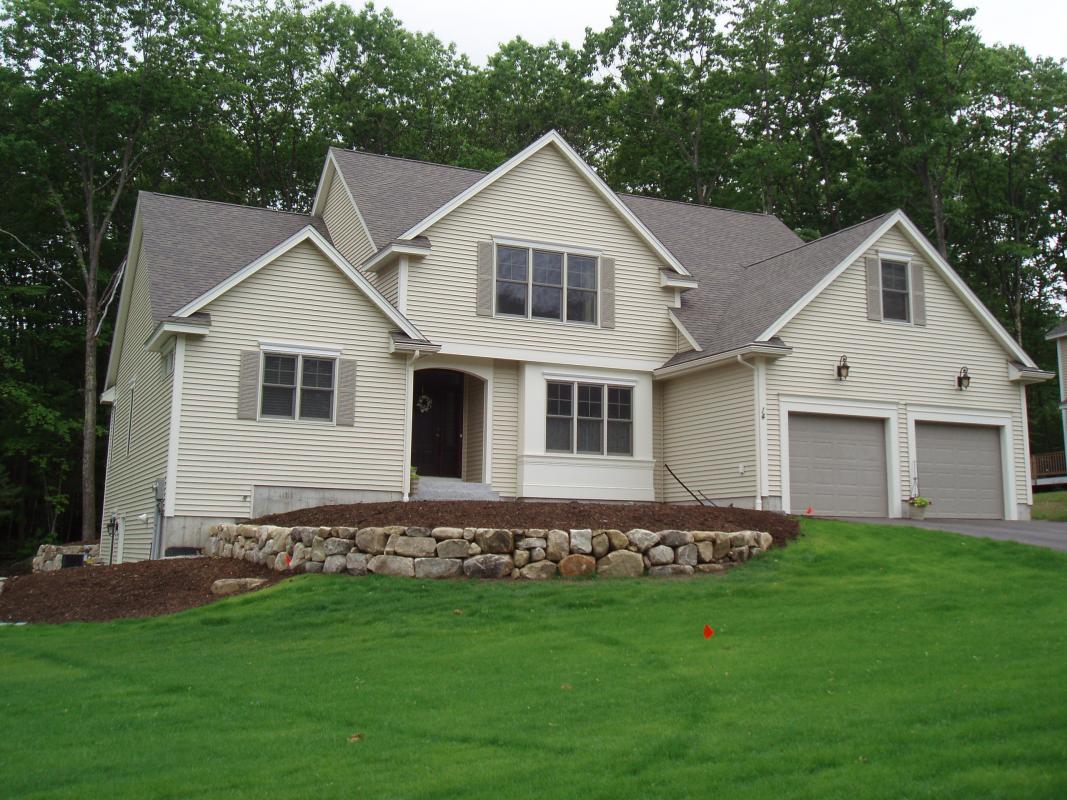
412,369,464,478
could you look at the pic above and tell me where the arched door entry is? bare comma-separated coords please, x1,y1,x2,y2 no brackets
412,369,465,478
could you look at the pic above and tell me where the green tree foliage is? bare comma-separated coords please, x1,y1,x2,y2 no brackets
0,0,1064,551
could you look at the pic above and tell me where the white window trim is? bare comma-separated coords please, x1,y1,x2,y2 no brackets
492,239,600,327
545,378,634,458
258,351,339,425
257,339,343,358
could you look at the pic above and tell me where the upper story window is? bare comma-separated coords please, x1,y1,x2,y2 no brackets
261,353,335,422
881,260,909,322
546,380,632,456
496,244,597,325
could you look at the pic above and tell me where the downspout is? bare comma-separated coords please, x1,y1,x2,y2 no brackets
737,355,764,510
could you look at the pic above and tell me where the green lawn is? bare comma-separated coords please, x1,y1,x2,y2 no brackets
1033,490,1067,521
3,520,1066,799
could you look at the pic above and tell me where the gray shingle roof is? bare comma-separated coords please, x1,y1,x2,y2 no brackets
1046,321,1067,340
138,192,331,323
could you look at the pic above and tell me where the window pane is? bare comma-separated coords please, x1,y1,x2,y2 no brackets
300,388,333,420
532,251,563,285
883,291,909,321
547,382,572,416
496,245,528,282
532,285,562,319
302,358,334,389
607,420,632,456
546,417,572,452
264,355,296,386
608,387,632,420
567,289,596,323
568,255,597,289
578,385,603,419
496,281,527,316
262,385,295,417
881,261,908,291
577,419,603,454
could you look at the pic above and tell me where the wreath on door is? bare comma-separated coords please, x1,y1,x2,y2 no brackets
416,393,433,413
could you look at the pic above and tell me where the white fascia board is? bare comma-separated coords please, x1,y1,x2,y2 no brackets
435,340,662,372
398,130,691,276
362,242,432,274
99,386,117,405
145,320,210,352
660,272,699,290
104,199,145,390
390,339,442,355
667,309,702,352
1044,329,1067,341
1007,362,1055,384
653,343,793,379
310,151,377,249
173,226,427,341
757,210,1037,368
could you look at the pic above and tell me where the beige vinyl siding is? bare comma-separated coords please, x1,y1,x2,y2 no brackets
463,373,485,482
405,145,676,362
661,362,757,503
491,360,519,497
321,172,375,266
764,225,1029,508
99,244,174,563
652,380,665,500
174,240,407,517
375,262,400,307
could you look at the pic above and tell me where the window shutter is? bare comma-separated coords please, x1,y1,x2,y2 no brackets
909,262,926,326
476,240,493,316
865,256,882,321
336,359,357,426
237,350,259,420
600,256,616,329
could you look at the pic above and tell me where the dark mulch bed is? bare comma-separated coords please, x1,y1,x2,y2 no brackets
0,558,282,624
253,500,799,546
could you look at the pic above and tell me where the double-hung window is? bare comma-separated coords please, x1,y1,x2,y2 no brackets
881,260,910,322
496,244,597,324
545,380,632,456
261,353,336,422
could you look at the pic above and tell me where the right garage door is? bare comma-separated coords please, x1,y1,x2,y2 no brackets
915,422,1004,519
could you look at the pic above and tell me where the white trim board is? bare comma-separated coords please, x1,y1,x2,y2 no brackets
163,336,185,517
778,395,903,518
310,150,377,250
668,309,703,352
756,210,1037,368
398,131,691,277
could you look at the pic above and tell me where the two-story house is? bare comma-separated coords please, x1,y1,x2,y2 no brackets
98,132,1052,562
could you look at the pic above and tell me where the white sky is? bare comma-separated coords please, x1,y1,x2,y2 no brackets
375,0,1067,65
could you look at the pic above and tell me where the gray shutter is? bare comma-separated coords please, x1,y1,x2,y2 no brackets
237,350,260,420
600,256,616,329
865,256,883,321
909,262,926,326
336,359,357,426
476,240,493,316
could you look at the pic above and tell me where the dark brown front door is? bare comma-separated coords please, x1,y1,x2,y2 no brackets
412,369,464,478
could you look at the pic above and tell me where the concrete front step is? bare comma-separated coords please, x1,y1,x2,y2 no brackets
412,477,501,501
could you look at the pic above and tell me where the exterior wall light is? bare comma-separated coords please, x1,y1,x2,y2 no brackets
957,367,971,390
836,355,850,380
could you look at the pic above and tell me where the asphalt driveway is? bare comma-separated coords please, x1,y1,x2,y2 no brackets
836,517,1067,552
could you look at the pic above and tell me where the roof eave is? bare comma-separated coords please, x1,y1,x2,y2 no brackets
654,342,793,379
1007,362,1055,385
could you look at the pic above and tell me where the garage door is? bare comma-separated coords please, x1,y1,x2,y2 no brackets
789,413,889,517
915,423,1003,519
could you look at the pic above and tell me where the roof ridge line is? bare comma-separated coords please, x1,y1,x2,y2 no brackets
329,146,489,176
141,191,314,218
618,192,776,219
739,212,893,271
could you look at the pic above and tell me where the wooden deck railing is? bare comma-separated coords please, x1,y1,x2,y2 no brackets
1031,451,1067,478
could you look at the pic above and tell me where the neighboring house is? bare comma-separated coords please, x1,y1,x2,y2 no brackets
1044,321,1067,458
98,131,1053,562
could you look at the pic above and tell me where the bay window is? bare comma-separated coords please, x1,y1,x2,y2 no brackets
546,380,632,456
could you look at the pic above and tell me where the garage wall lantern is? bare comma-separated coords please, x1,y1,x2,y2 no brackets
836,355,850,381
957,367,971,390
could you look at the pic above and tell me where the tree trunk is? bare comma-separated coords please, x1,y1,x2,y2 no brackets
82,282,99,541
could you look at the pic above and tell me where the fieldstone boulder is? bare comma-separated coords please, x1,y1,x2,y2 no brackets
432,527,465,540
691,530,718,543
323,554,348,574
469,543,482,556
475,529,514,554
626,529,660,552
273,552,290,572
730,547,750,563
310,536,326,562
517,537,547,550
597,550,644,577
436,539,471,559
569,529,593,555
463,554,514,578
406,527,432,538
696,563,727,574
696,542,717,563
305,561,323,573
520,561,558,580
603,529,629,551
414,558,463,579
531,547,546,562
297,527,317,547
546,530,570,562
713,533,733,559
730,531,754,548
323,538,353,557
392,536,438,558
675,543,699,567
559,554,596,577
659,530,693,547
346,551,369,576
368,555,415,577
650,564,694,577
513,549,530,568
647,545,675,566
591,532,610,558
211,577,268,596
355,528,389,554
222,544,233,558
330,526,357,540
755,531,774,550
462,528,477,541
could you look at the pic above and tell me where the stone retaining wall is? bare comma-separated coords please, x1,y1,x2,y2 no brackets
205,524,773,579
32,543,100,573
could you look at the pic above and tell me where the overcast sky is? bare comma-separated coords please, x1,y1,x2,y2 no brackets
375,0,1067,65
